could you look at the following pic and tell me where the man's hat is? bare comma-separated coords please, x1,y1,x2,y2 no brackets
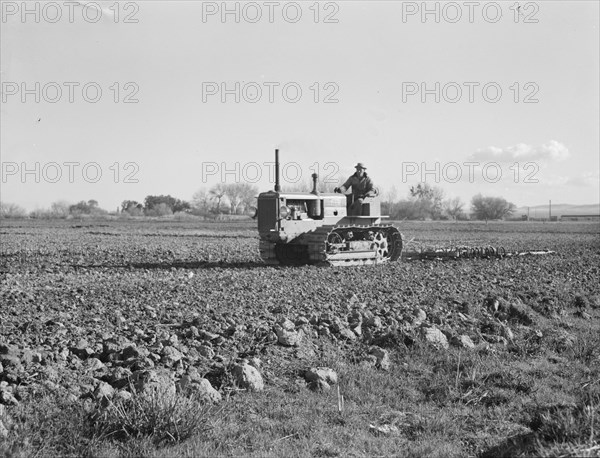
355,163,367,170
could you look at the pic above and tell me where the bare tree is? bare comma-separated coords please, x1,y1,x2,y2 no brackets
191,188,211,215
443,197,465,220
231,183,259,214
209,183,228,213
222,183,258,214
379,185,398,217
240,185,258,212
50,201,71,218
0,202,27,218
409,183,445,219
385,185,398,204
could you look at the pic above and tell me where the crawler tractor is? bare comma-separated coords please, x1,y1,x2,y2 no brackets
256,150,403,266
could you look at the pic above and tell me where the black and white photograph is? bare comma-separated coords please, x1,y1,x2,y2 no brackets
1,1,599,456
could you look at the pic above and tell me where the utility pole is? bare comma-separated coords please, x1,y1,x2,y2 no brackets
549,200,552,220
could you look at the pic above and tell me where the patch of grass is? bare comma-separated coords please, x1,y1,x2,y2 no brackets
538,442,600,458
0,391,99,458
567,326,600,365
529,403,596,444
89,390,216,446
0,389,218,458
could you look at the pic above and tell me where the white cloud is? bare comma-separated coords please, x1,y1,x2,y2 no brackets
470,140,571,164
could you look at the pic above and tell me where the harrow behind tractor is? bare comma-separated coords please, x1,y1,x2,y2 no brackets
256,150,403,266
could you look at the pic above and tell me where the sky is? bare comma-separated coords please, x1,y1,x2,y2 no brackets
1,0,599,212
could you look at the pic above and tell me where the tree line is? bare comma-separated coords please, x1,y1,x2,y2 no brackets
119,184,258,218
1,183,259,219
1,181,515,222
381,182,516,222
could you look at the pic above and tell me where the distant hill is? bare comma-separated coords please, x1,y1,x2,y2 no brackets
514,203,600,218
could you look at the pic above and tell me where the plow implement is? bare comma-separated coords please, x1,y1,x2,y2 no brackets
403,246,556,261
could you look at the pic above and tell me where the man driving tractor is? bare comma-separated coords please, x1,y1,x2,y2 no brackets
334,163,378,216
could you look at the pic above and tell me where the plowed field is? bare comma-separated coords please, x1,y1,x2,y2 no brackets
1,219,599,457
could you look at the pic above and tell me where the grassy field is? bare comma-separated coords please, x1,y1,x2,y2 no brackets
0,218,599,457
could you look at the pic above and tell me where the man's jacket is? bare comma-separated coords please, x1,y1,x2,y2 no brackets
340,173,375,198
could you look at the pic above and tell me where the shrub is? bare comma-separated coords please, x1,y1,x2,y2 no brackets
527,393,599,455
144,202,173,217
0,202,27,218
89,391,216,446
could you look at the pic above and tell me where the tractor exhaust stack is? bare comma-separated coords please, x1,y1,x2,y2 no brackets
309,173,321,218
274,149,281,192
